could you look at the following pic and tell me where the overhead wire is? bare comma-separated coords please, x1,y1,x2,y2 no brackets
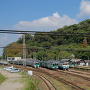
0,29,90,35
0,29,90,51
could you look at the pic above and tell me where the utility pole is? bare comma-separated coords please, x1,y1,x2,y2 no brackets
23,34,26,67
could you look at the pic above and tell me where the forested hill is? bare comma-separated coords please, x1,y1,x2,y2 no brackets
3,19,90,60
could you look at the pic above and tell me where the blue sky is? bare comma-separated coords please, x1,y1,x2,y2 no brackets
0,0,90,55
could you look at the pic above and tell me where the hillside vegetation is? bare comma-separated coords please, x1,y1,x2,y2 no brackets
3,19,90,60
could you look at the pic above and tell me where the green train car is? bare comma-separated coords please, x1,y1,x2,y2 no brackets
40,61,58,70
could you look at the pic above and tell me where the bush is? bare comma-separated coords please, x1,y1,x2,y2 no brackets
0,73,6,84
23,76,39,90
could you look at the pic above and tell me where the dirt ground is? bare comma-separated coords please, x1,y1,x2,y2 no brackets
0,67,24,90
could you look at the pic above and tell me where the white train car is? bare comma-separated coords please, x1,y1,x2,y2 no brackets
58,62,69,70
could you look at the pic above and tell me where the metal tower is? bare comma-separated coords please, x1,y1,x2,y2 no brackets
23,34,26,67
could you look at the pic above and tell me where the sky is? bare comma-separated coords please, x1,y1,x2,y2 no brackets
0,0,90,55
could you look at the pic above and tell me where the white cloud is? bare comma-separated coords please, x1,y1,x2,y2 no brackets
78,0,90,17
14,12,78,31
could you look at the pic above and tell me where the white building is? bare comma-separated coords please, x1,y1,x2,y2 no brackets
7,57,21,61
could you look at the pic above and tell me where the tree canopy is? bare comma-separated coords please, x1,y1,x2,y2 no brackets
3,19,90,60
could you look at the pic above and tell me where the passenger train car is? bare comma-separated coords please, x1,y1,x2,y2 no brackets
9,59,40,68
57,59,70,70
58,62,69,70
40,60,58,70
26,60,40,68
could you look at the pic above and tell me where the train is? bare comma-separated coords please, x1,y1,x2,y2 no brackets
58,59,70,70
9,59,40,68
26,60,40,68
9,59,70,70
40,61,58,70
58,62,69,70
0,60,8,65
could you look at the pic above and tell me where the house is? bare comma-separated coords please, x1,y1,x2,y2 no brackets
69,59,82,66
75,60,90,66
79,60,86,66
84,60,90,66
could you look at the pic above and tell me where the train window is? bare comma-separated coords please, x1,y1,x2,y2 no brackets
53,64,58,66
35,62,39,65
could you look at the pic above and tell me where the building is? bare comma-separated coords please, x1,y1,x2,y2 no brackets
69,59,82,66
79,60,90,66
7,57,21,61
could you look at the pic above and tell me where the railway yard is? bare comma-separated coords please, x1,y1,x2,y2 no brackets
1,2,90,90
1,64,90,90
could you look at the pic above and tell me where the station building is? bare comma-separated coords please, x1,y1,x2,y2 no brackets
7,57,21,61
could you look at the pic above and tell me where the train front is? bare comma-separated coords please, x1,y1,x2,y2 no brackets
52,62,58,70
33,60,40,68
58,62,69,70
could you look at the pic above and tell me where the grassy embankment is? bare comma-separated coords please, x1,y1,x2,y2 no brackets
0,73,6,84
19,71,40,90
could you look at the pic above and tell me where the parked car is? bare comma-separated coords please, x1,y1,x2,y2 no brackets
4,67,13,71
10,68,20,73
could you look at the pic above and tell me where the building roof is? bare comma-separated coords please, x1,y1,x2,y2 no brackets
84,60,90,63
70,59,82,62
60,59,70,63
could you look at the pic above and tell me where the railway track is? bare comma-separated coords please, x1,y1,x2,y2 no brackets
10,64,85,90
36,68,85,90
4,65,88,90
69,69,90,75
34,73,57,90
8,65,57,90
58,69,90,82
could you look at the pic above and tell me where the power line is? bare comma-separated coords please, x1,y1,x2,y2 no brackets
0,29,90,35
0,30,90,37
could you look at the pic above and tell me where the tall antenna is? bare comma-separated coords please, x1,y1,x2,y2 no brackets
23,34,26,67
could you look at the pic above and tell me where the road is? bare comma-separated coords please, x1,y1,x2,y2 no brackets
0,67,24,90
